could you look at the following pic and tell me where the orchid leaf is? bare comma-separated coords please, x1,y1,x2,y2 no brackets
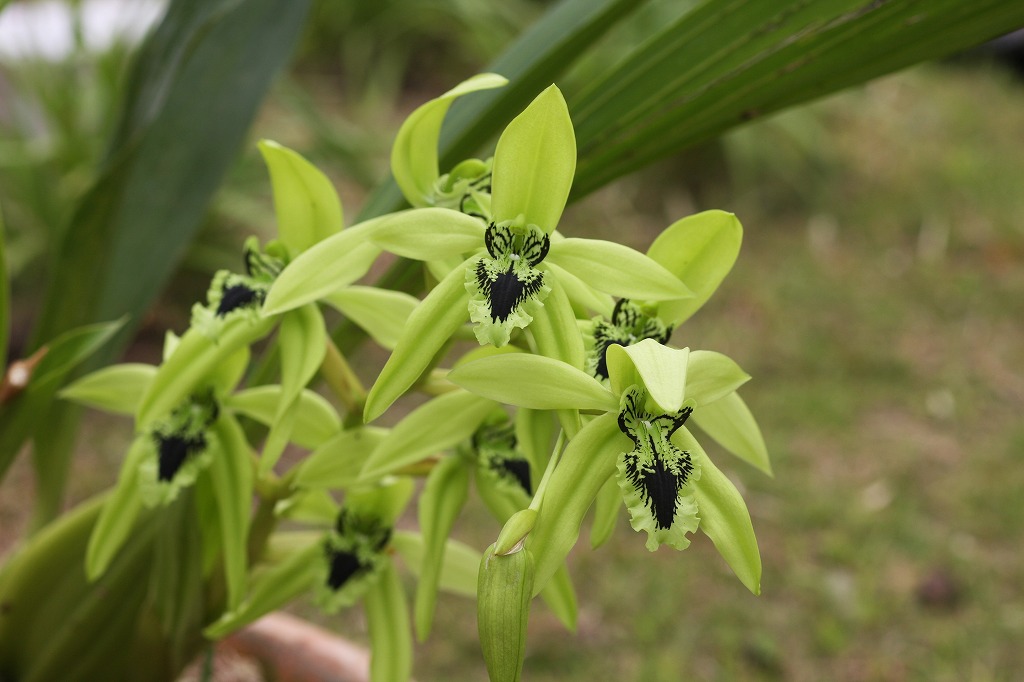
27,319,127,391
692,391,771,475
258,140,342,255
0,207,7,368
675,427,761,595
570,1,1024,198
360,390,496,482
0,318,126,482
225,386,341,450
490,85,576,234
547,238,692,301
647,210,742,325
60,364,157,416
448,354,616,412
364,258,474,422
325,286,419,350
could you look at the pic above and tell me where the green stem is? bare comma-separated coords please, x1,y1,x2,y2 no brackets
320,337,366,414
528,432,566,513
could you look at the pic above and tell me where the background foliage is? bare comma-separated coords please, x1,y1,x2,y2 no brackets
1,0,1023,679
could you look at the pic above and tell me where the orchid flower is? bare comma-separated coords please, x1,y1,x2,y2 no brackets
447,339,763,595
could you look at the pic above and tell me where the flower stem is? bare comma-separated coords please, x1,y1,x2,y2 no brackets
528,432,566,513
320,338,366,415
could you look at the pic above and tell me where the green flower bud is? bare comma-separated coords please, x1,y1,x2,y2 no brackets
477,543,534,682
494,509,538,556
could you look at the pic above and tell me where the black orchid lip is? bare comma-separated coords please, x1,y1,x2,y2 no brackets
473,421,533,494
492,456,532,494
215,282,264,317
592,299,673,381
154,432,207,482
617,388,694,531
324,545,370,591
151,391,219,483
323,511,392,592
475,223,550,324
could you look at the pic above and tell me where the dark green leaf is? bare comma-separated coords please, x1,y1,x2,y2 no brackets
570,0,1024,197
32,0,313,349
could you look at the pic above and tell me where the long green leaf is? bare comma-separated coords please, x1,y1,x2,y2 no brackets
414,457,470,642
33,0,312,348
360,390,495,482
209,414,256,610
676,426,761,595
570,0,1024,197
365,562,412,682
18,0,312,520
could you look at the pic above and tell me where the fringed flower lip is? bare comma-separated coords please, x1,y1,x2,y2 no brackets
191,238,286,340
471,418,533,496
468,221,552,346
358,86,692,422
616,385,699,551
138,389,221,507
316,508,393,613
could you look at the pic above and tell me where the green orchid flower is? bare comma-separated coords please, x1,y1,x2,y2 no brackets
190,237,287,340
315,507,395,612
447,338,762,595
359,85,691,421
204,478,420,682
391,72,508,214
471,417,534,500
137,389,221,506
582,210,771,476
